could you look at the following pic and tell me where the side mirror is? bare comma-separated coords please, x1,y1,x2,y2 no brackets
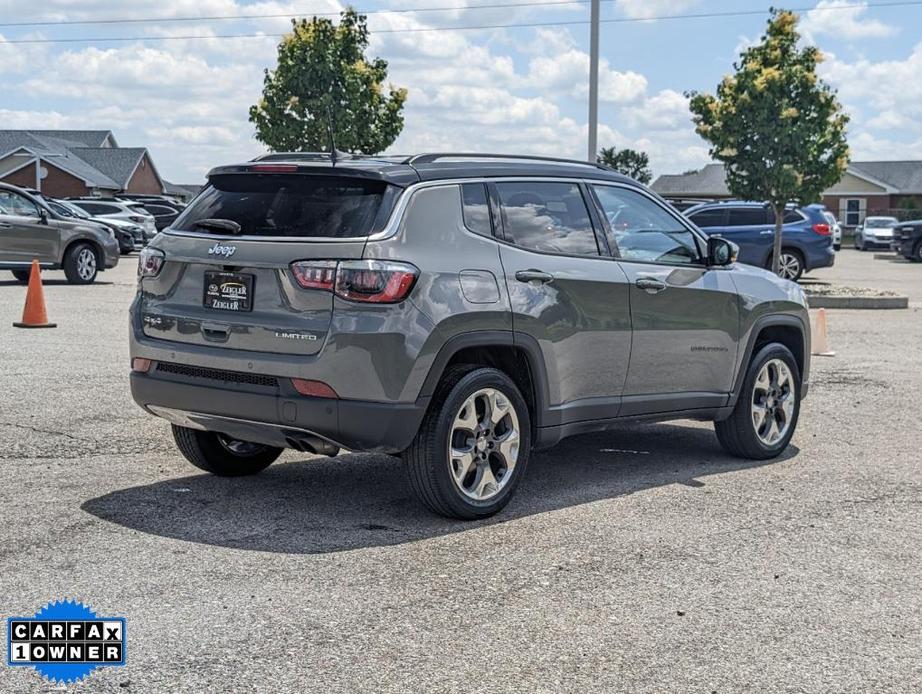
707,236,738,266
38,208,49,225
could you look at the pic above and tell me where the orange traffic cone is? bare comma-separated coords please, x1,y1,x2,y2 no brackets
12,259,56,329
811,308,834,357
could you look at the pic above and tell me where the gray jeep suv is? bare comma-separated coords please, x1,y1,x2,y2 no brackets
129,153,811,519
0,183,120,284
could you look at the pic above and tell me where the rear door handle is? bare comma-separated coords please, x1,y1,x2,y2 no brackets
515,269,554,285
635,277,667,294
0,222,12,228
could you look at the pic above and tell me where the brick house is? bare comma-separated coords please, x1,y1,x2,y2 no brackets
652,161,922,228
0,130,166,198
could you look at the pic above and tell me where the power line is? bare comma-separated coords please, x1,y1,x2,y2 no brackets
3,0,921,45
0,0,616,29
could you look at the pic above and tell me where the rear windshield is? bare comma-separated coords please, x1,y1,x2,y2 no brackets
172,174,393,238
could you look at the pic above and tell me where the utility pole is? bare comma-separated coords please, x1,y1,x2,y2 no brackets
587,0,600,162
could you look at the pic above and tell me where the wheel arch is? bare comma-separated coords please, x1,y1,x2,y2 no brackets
417,331,549,431
728,314,808,409
61,237,103,267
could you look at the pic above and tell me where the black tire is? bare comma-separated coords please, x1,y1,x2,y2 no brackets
171,424,282,476
855,237,866,251
403,365,531,520
715,343,801,460
62,242,99,284
11,269,30,283
912,241,922,263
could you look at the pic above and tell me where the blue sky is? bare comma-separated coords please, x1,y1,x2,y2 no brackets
2,0,920,183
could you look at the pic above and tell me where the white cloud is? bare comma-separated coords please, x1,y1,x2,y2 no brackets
621,89,690,130
616,0,700,20
802,0,896,40
528,49,647,103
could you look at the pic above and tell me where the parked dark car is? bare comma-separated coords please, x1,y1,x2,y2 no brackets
45,198,138,254
684,200,835,281
117,195,186,231
893,221,922,261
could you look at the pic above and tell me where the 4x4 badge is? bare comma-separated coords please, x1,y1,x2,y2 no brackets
207,243,237,258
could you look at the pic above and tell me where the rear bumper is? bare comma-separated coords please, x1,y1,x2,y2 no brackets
895,239,917,257
130,368,427,454
806,245,835,270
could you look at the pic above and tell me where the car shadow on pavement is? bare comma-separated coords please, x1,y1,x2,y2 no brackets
82,422,797,555
0,279,114,287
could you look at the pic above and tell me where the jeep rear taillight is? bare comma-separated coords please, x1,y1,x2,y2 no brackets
335,260,418,303
291,261,337,291
290,260,418,304
811,223,831,235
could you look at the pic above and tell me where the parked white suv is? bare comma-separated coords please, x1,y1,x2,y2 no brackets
68,198,157,241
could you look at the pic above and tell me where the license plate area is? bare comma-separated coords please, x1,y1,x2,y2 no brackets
203,271,254,312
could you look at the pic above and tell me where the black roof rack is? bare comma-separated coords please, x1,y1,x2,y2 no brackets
404,152,610,171
251,151,407,165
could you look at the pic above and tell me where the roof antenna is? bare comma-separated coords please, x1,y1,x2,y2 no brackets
326,104,343,166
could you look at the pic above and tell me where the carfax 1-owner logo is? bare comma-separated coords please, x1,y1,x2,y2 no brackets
6,599,126,685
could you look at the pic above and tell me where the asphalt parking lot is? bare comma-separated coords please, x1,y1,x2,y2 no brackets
1,249,920,693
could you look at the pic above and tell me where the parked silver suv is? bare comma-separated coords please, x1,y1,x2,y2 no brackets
0,183,119,284
130,153,811,519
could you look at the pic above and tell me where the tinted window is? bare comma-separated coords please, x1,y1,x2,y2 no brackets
726,207,768,226
173,174,392,238
767,208,806,224
0,191,40,217
687,208,726,228
460,183,492,236
145,205,176,216
74,202,116,216
593,185,701,265
496,181,598,255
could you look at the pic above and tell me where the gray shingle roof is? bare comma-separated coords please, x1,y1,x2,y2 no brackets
70,147,145,188
0,130,162,192
651,164,730,197
25,130,114,148
653,160,922,197
849,161,922,194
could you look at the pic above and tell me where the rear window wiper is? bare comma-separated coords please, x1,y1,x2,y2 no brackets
189,218,242,235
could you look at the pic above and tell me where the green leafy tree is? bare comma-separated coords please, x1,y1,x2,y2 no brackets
249,8,407,154
687,9,849,277
598,146,652,184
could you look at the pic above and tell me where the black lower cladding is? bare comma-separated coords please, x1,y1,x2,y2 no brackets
130,367,428,453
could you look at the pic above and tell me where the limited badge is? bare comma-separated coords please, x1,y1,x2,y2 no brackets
6,599,127,685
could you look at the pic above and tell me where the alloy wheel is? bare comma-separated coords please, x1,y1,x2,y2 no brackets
77,248,97,281
777,253,801,280
448,387,520,501
751,359,796,446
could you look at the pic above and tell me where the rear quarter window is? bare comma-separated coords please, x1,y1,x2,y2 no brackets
687,208,726,228
495,181,599,256
173,174,395,238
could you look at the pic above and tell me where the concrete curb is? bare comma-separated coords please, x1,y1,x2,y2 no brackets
873,253,906,261
806,294,909,309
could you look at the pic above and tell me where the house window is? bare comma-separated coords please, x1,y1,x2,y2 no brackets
844,198,865,226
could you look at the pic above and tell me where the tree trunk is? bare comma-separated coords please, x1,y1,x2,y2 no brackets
772,204,785,277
